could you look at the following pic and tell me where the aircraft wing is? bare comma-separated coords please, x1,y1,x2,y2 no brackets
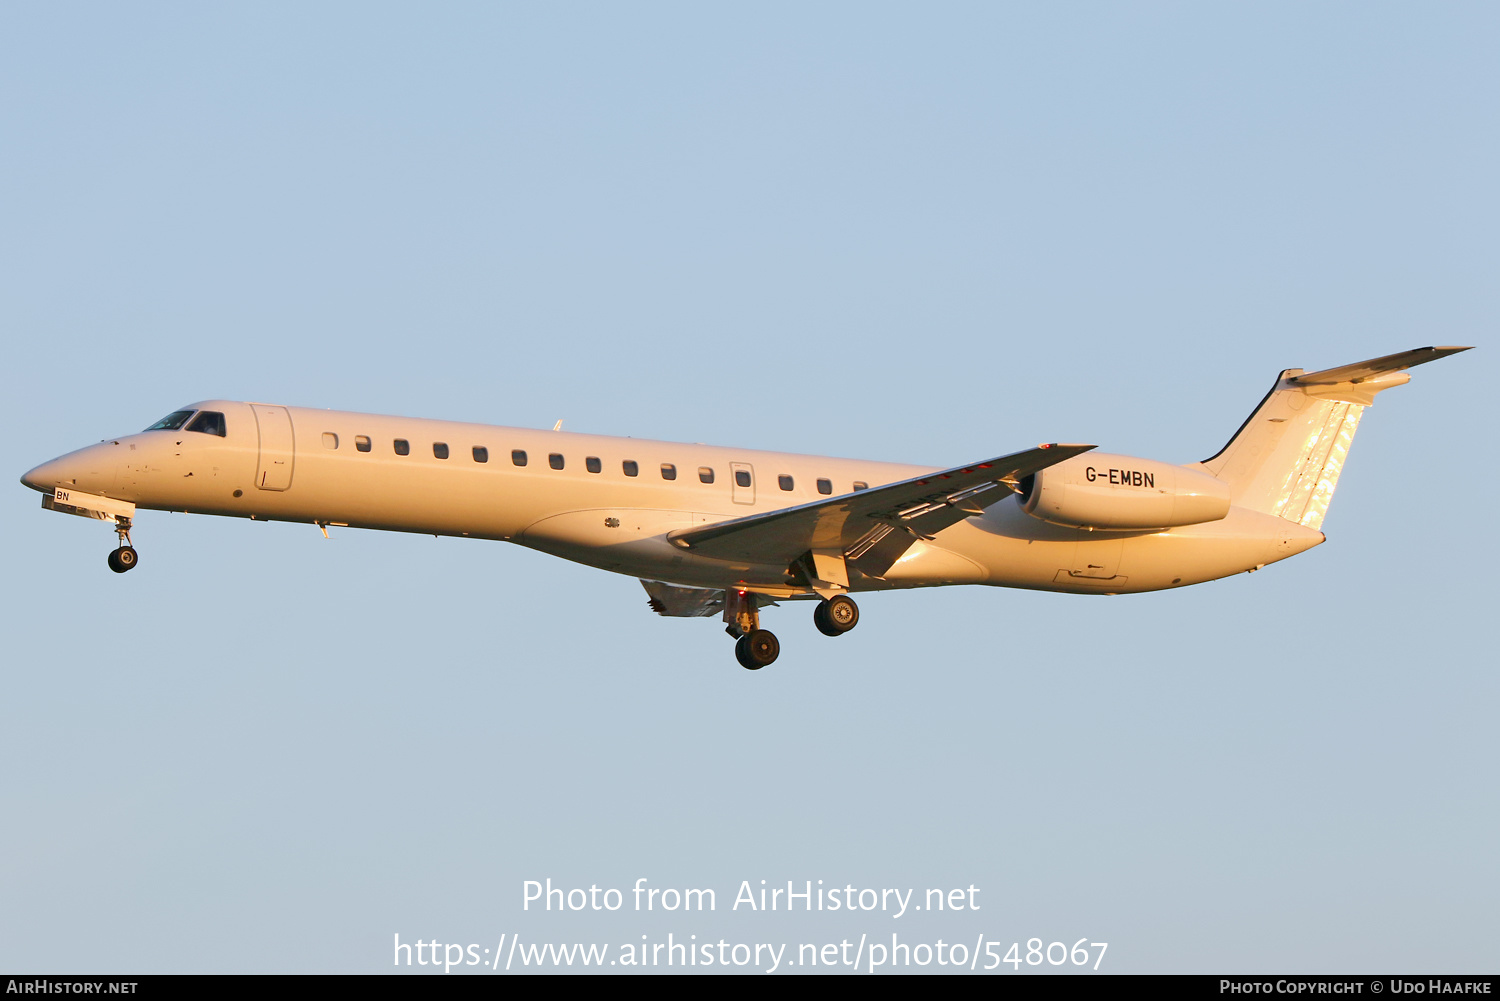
666,443,1095,568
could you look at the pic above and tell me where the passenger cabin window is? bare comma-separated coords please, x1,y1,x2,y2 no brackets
433,442,449,459
549,453,565,470
512,449,528,466
321,432,338,450
394,439,410,456
698,467,714,484
355,436,371,452
145,410,195,431
853,481,868,491
661,463,677,481
622,460,639,477
817,478,832,495
473,446,488,463
586,456,602,474
778,475,794,491
187,412,227,437
735,470,751,488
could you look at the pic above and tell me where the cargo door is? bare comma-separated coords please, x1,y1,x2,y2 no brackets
1053,532,1126,588
251,405,295,490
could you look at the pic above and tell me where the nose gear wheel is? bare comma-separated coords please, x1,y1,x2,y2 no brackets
107,516,138,573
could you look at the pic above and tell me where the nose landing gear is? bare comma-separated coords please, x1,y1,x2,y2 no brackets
107,516,139,573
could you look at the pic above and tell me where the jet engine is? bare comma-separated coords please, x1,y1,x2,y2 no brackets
1017,453,1231,531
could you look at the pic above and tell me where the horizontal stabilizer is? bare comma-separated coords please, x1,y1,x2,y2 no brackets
1292,345,1471,387
1290,345,1472,405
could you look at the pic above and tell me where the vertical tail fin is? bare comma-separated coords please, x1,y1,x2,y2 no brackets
1193,346,1470,530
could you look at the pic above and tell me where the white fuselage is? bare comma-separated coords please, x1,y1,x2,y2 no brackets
21,399,1323,596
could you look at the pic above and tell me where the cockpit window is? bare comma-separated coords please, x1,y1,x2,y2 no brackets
186,411,226,437
145,410,195,431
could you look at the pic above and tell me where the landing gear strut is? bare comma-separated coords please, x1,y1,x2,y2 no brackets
813,594,858,636
107,516,138,574
724,588,779,670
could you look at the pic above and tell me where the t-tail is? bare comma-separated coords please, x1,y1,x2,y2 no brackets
1191,346,1471,530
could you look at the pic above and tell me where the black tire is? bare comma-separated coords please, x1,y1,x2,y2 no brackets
743,629,779,668
107,549,124,573
815,595,858,635
735,629,780,669
115,546,138,572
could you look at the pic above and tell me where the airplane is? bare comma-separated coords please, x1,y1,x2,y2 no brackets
20,346,1470,670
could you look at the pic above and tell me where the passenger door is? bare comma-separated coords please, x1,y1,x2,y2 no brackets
251,405,295,490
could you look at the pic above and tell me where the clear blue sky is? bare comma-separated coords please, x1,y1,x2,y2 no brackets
2,2,1493,973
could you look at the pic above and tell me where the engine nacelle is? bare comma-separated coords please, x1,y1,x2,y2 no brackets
1018,453,1230,531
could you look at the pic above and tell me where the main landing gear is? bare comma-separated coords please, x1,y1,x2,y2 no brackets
813,594,859,637
107,516,139,574
725,589,779,670
724,590,861,670
734,630,780,670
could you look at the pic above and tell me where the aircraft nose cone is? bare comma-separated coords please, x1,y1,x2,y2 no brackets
20,459,64,493
20,442,118,495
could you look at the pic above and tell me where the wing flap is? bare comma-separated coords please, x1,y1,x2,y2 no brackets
667,443,1095,565
640,579,724,617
